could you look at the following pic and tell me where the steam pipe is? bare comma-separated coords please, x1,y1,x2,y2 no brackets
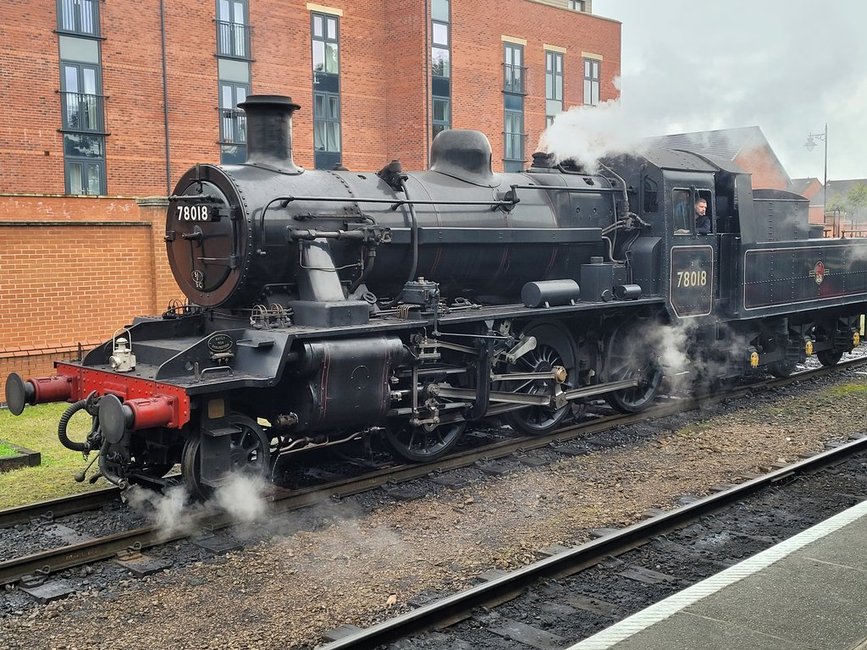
598,161,630,218
399,177,420,287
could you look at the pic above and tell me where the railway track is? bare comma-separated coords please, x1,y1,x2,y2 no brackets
317,434,867,649
2,356,865,589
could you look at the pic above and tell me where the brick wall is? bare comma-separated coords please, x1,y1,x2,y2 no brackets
451,2,620,171
1,0,619,194
0,195,181,402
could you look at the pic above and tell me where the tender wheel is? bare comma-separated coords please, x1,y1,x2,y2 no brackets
182,414,271,500
504,323,576,435
768,359,797,378
604,320,664,413
817,349,843,367
384,419,467,463
814,325,845,367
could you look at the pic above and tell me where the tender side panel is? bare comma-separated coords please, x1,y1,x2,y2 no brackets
743,244,867,311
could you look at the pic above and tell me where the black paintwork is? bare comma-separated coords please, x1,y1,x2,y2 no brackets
21,95,867,491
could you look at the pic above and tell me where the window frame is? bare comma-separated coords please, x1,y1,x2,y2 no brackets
216,0,251,60
503,42,525,95
218,80,249,164
432,95,451,139
311,11,342,169
56,0,100,37
545,50,564,126
59,53,106,195
312,12,340,76
583,57,600,106
59,61,105,133
313,91,341,154
430,0,451,141
503,43,525,172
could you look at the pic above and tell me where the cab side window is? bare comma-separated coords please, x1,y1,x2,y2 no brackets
673,189,690,234
696,189,713,235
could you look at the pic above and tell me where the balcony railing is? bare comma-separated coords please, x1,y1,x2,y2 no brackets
220,108,247,144
217,20,251,59
60,92,105,133
504,63,527,94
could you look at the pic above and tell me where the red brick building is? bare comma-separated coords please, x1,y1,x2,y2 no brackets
0,0,621,401
1,0,620,195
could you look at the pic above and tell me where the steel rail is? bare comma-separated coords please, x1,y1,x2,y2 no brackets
318,433,867,649
2,357,865,587
0,487,121,529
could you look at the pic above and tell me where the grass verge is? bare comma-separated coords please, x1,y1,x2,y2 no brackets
0,403,101,509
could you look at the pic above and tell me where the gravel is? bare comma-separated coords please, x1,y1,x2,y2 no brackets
3,366,867,649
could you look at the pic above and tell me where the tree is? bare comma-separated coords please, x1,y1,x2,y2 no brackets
847,182,867,226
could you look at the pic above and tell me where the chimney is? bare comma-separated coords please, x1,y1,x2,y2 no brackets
237,95,302,173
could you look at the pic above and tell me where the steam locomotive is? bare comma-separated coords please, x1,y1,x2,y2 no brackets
7,95,867,498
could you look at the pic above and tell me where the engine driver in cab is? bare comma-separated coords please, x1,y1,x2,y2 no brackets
695,198,711,234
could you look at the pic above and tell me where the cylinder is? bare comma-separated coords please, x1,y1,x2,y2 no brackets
613,284,642,300
521,279,581,308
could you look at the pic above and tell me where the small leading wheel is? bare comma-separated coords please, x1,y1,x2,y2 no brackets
182,414,271,500
604,320,664,413
384,419,467,463
504,323,576,435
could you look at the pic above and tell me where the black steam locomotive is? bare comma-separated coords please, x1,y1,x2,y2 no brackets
7,95,867,497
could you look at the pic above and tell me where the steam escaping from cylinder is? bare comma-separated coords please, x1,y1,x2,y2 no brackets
125,474,269,541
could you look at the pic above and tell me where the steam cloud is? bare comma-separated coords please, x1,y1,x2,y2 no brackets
590,0,867,180
126,473,270,541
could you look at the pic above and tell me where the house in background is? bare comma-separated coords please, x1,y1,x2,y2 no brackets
789,177,825,225
646,125,792,192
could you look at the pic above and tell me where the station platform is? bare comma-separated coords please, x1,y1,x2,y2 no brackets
569,499,867,650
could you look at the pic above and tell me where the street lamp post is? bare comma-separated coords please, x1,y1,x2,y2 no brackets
804,123,829,232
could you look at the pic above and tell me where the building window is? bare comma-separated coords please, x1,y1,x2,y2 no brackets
312,12,341,169
504,43,524,94
432,97,450,139
57,0,99,36
503,43,524,172
569,0,586,11
314,92,341,168
219,82,248,164
432,22,450,78
61,63,103,132
312,13,339,74
431,0,451,140
217,0,250,59
545,50,563,126
64,135,105,195
60,61,105,194
584,57,600,106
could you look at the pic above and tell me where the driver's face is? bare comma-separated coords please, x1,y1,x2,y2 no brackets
695,201,707,216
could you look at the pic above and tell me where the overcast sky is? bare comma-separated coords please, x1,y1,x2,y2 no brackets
588,0,867,182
